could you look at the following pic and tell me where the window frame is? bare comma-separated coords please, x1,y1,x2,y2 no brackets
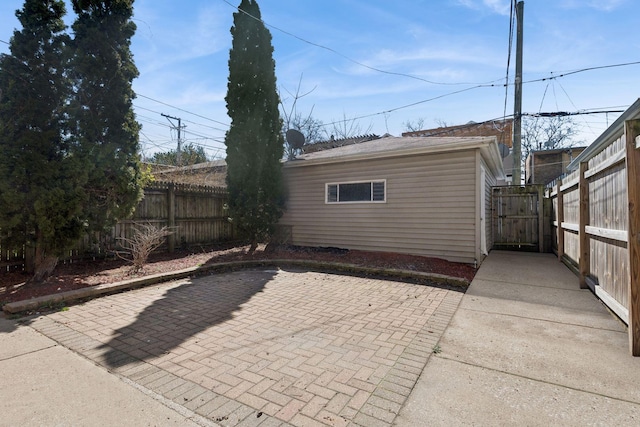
325,179,387,204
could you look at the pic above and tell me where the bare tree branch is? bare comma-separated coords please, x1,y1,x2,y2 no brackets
521,116,581,164
279,74,326,159
328,112,373,140
115,223,173,273
403,117,427,133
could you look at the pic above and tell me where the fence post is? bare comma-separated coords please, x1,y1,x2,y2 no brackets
556,179,564,261
578,162,589,289
537,185,544,253
625,119,640,356
167,183,176,253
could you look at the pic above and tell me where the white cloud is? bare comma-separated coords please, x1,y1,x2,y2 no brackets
456,0,511,16
560,0,627,11
176,85,227,108
133,3,230,74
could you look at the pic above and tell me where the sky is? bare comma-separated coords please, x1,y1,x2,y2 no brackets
1,0,639,160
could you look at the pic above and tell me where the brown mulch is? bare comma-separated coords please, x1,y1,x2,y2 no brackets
0,244,476,307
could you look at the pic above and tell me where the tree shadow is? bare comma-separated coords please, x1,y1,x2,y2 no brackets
0,316,26,334
100,269,276,368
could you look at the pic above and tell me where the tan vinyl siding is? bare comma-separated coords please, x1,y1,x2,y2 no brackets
281,150,478,263
482,157,498,251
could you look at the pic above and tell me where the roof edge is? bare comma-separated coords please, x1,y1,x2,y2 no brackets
480,138,507,180
284,137,500,169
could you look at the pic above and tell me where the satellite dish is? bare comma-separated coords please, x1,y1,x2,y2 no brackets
498,143,510,159
286,129,306,150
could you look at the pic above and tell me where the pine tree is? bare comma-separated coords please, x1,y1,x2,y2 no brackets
0,0,85,282
0,0,146,283
225,0,285,251
68,0,145,233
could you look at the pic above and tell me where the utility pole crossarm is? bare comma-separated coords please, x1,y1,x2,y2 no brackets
161,113,185,166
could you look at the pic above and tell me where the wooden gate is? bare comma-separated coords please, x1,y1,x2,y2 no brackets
492,185,545,252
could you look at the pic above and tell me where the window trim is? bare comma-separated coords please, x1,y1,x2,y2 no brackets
325,179,387,204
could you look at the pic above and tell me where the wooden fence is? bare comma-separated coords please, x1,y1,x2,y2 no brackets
492,185,549,252
1,182,234,272
548,119,640,355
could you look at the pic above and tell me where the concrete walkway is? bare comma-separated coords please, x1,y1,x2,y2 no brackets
397,250,640,426
0,318,210,426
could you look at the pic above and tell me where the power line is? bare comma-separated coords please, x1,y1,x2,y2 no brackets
321,84,493,127
134,103,226,139
502,0,516,122
523,109,625,117
319,57,640,130
136,93,229,127
522,61,640,84
221,0,502,87
557,80,597,136
182,118,227,133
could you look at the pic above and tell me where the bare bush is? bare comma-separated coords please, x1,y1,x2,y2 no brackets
116,223,173,273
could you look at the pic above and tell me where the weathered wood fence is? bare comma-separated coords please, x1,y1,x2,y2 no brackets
547,119,640,355
492,185,551,252
1,182,234,272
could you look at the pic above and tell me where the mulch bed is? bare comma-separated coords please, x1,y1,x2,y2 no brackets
1,244,476,307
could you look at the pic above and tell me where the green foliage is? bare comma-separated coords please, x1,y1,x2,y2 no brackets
0,0,84,259
0,0,145,281
150,143,209,166
69,0,145,232
224,0,285,248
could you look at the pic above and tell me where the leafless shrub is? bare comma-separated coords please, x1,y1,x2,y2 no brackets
116,223,173,273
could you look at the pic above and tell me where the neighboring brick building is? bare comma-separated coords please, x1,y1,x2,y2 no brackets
525,147,586,185
402,119,513,148
403,119,514,184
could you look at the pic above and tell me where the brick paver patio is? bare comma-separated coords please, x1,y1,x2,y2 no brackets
29,269,463,426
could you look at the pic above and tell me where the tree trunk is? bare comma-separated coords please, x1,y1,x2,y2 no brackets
248,239,258,254
28,244,59,284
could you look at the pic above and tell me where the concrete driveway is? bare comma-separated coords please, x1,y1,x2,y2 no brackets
397,251,640,426
4,268,462,426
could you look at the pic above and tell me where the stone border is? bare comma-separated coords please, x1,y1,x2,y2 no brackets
3,260,469,315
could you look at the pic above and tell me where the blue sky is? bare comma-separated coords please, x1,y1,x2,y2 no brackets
1,0,638,160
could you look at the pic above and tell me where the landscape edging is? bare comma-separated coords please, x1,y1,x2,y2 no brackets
2,259,469,315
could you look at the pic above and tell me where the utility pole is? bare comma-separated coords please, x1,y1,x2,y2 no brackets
513,1,524,185
161,113,185,166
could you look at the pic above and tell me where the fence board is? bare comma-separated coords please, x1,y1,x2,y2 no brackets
625,119,640,355
492,186,543,250
545,118,640,356
3,182,233,272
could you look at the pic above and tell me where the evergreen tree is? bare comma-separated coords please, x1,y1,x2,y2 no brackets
0,0,85,282
225,0,285,251
68,0,145,234
0,0,146,283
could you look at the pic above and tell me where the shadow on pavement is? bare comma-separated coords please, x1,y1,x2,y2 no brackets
100,269,276,368
0,317,20,334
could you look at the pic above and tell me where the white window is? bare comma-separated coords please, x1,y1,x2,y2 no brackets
326,180,386,203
